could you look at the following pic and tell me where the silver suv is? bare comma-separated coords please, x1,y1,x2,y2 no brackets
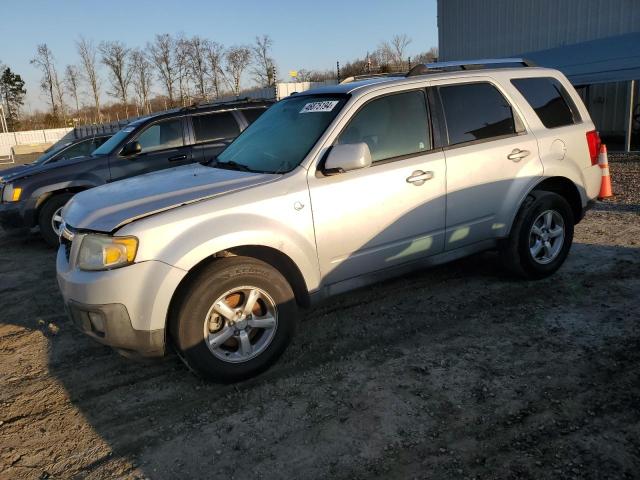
57,59,602,381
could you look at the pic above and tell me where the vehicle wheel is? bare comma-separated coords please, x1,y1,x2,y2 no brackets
500,191,574,279
38,193,74,247
170,257,299,382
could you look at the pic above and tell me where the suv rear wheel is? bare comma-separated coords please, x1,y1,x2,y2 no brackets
500,191,575,279
38,193,74,247
170,257,298,382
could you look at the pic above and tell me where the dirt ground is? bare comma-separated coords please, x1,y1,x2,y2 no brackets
1,162,639,479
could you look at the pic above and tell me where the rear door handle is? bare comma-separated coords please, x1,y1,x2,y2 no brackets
406,170,434,186
168,154,188,162
507,148,530,161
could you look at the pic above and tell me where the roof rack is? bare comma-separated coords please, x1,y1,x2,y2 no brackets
406,58,536,77
339,72,405,84
180,97,273,111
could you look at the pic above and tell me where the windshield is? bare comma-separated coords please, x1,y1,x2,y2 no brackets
217,95,347,173
92,125,135,155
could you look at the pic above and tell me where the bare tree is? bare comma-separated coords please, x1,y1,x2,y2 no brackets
225,46,251,96
100,40,133,117
251,34,275,86
414,47,438,65
52,66,67,125
205,41,225,99
187,36,209,101
376,34,412,70
130,49,153,114
174,35,191,106
76,37,102,120
296,68,333,82
64,65,81,115
390,34,412,68
148,33,176,106
30,44,58,119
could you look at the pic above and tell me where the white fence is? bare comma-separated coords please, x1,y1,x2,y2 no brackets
0,127,74,161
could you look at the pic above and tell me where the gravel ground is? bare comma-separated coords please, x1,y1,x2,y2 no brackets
0,163,639,479
601,157,640,211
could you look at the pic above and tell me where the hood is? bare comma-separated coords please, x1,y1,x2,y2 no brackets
0,163,32,181
0,155,92,183
63,163,278,232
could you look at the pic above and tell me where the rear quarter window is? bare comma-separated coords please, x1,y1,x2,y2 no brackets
511,77,580,128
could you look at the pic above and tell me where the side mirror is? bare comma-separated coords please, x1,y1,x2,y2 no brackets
324,142,372,175
121,141,142,157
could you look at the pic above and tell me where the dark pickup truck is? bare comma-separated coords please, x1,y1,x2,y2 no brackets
0,100,271,245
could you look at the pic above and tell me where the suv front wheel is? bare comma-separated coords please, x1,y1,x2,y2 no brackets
500,191,575,279
170,257,298,382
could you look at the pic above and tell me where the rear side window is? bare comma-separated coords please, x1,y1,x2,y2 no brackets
192,111,240,143
241,108,267,125
439,82,517,146
337,90,430,162
511,77,579,128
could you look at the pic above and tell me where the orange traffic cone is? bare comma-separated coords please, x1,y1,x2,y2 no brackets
598,144,613,199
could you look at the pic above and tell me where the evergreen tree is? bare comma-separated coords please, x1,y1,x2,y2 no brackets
0,67,27,131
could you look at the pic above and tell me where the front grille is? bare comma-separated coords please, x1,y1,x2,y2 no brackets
61,236,72,261
60,224,76,261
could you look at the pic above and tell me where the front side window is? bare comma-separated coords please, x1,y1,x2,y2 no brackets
439,82,517,146
337,90,430,162
192,111,240,143
217,95,346,173
136,118,184,153
61,138,96,159
93,123,142,156
511,77,579,128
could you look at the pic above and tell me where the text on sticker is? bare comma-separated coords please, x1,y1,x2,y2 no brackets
299,100,340,113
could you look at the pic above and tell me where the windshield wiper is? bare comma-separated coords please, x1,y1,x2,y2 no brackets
213,160,255,172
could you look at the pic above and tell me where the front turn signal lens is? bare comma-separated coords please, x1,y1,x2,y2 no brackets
11,187,22,201
2,184,22,202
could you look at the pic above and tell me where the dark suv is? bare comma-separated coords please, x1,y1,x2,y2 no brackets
0,100,271,245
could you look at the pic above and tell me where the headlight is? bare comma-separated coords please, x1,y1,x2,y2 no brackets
2,184,22,202
78,234,138,271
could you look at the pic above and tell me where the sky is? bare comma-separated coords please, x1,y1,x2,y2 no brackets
0,0,438,112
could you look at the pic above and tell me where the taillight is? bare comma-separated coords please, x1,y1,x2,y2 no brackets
586,130,601,166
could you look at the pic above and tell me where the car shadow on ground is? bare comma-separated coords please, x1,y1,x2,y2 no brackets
2,219,639,478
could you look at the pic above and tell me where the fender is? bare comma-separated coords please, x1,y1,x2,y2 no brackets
32,179,101,201
502,173,586,238
119,182,322,293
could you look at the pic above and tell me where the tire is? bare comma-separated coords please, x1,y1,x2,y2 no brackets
38,193,74,247
170,256,299,382
500,191,574,279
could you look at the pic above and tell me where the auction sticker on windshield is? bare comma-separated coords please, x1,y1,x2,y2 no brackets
300,100,340,113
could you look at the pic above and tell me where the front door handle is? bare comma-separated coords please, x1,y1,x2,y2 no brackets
406,170,434,186
168,154,187,162
507,148,530,161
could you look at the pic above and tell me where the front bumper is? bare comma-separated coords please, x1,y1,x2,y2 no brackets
66,300,165,357
56,244,188,357
0,201,31,230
